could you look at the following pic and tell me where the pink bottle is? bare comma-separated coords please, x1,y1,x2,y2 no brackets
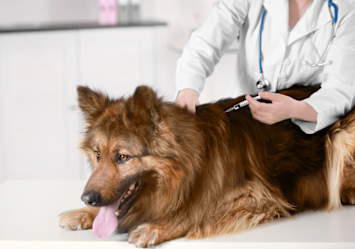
98,0,118,25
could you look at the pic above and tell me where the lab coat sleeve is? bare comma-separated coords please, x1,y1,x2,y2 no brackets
175,0,250,98
292,12,355,134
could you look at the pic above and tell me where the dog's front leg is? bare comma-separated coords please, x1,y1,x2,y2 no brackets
128,221,186,248
58,206,99,230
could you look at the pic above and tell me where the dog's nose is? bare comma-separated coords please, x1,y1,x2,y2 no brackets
81,191,101,206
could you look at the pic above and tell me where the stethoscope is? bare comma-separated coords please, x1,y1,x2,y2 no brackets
256,0,338,91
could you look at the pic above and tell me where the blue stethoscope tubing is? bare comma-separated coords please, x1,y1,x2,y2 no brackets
328,0,338,24
259,8,267,76
257,0,338,89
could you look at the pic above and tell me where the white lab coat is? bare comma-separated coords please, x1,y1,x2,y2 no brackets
175,0,355,134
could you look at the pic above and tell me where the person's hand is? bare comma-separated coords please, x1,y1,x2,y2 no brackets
245,92,298,125
175,89,200,113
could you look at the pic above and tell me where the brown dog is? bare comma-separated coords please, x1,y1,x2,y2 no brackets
59,85,355,247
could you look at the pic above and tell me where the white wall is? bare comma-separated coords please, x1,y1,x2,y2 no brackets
0,0,98,26
142,0,217,23
0,48,6,184
141,0,217,50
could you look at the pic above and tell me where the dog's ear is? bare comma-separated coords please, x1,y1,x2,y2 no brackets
77,86,110,125
127,85,162,127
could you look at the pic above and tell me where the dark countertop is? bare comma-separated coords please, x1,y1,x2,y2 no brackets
0,20,167,34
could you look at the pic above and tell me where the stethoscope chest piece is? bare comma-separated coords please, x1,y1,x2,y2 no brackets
257,9,271,92
256,74,271,91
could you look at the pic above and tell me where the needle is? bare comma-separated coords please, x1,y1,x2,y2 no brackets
224,96,262,113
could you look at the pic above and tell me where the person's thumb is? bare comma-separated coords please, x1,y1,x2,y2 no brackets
259,91,281,102
187,99,199,114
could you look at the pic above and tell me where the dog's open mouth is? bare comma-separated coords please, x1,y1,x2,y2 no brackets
92,181,143,238
115,181,143,218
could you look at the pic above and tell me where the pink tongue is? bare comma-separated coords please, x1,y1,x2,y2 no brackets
93,197,123,238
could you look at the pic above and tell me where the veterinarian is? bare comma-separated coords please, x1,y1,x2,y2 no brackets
175,0,355,134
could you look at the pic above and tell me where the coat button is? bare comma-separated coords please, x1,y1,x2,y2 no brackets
279,73,287,79
284,59,291,65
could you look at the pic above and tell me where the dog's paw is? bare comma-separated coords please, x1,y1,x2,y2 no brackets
128,223,162,248
341,190,355,205
58,207,99,231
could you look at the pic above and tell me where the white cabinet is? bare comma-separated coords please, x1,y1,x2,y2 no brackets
0,31,81,181
0,26,162,181
0,67,6,184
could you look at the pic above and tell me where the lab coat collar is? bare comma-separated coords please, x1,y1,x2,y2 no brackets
263,0,332,46
288,0,332,45
263,0,289,45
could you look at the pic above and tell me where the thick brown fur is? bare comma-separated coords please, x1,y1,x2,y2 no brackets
59,85,355,247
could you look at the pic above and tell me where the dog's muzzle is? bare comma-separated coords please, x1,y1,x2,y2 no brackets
81,191,101,206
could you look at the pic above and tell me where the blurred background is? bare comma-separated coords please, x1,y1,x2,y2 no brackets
0,0,237,184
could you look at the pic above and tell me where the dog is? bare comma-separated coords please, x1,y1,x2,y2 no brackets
59,85,355,247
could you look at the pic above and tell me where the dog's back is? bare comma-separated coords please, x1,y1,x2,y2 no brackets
194,85,355,216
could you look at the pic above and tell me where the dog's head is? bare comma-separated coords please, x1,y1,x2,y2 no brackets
77,86,203,235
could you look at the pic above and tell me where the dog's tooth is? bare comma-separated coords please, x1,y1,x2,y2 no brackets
115,210,120,216
121,199,124,203
129,183,135,190
124,194,129,198
127,190,132,195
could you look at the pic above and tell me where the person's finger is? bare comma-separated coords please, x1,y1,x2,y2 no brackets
175,98,198,112
246,95,262,110
251,101,279,120
247,95,275,114
187,101,197,113
187,105,196,113
250,111,267,123
249,105,270,122
251,108,268,121
175,98,185,106
180,99,197,113
258,91,283,102
252,112,274,124
248,100,263,116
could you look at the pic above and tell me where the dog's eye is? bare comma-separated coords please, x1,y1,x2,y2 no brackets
95,151,100,161
118,154,130,163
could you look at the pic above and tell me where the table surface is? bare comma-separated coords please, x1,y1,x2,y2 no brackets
1,180,355,249
0,21,167,34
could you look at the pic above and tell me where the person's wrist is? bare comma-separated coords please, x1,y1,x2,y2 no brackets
289,100,317,123
289,98,301,120
177,89,198,99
